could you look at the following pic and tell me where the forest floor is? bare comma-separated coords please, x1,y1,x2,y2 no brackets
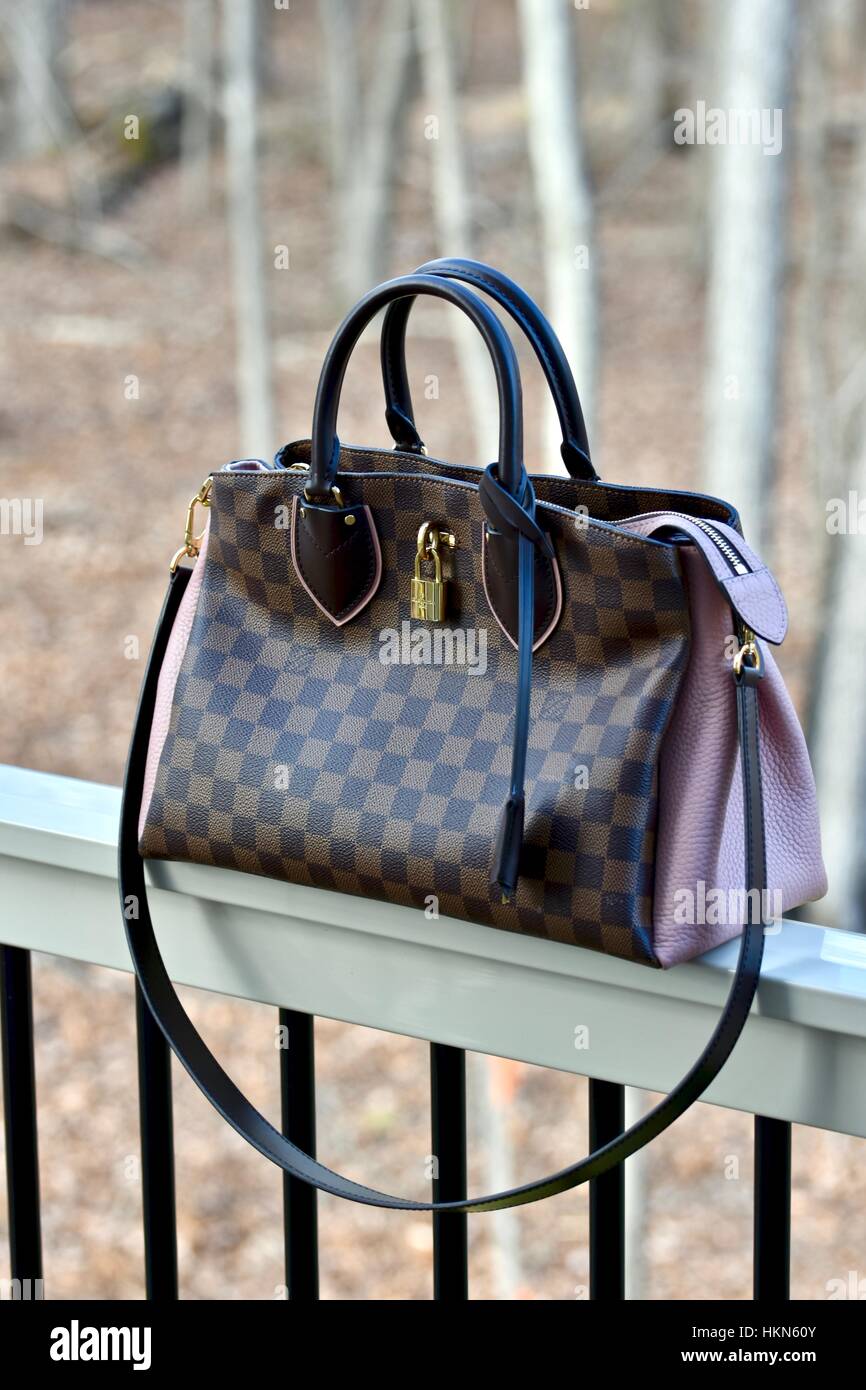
0,0,858,1300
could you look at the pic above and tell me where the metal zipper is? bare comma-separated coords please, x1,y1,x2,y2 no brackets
621,510,752,576
685,516,750,575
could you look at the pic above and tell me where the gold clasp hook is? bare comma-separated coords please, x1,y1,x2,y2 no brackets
733,626,762,680
170,477,212,573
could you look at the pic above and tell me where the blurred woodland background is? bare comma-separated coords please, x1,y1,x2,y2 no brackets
0,0,865,1300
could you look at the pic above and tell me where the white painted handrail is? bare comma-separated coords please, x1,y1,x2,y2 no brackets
1,763,864,1138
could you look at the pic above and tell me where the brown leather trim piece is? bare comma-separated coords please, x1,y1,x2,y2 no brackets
289,494,382,626
481,525,563,652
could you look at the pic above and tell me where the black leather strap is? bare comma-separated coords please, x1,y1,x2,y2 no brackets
487,470,543,897
379,258,597,481
309,274,527,502
119,572,766,1212
479,462,554,557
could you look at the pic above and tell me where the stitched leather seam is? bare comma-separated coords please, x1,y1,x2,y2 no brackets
298,511,370,562
331,449,736,526
226,472,685,558
624,513,786,638
486,532,556,641
725,567,787,633
261,448,736,527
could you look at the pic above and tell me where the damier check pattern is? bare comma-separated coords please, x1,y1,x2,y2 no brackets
140,466,691,965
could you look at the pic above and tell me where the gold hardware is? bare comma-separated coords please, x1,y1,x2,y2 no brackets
733,626,761,679
170,477,212,573
286,460,310,473
410,521,449,621
344,514,356,526
303,484,344,508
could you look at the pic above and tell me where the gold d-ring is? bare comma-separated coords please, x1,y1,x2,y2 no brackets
303,484,344,508
733,628,761,679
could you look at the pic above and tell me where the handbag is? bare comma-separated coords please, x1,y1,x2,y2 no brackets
120,260,826,1212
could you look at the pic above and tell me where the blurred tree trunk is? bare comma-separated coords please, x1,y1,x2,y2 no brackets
5,0,72,154
701,0,796,548
626,0,673,150
825,0,866,73
181,0,215,214
349,0,415,295
221,0,275,460
318,0,414,299
414,0,498,461
317,0,360,188
517,0,597,465
318,0,362,297
808,127,866,933
796,7,835,511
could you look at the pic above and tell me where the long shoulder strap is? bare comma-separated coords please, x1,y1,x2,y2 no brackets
119,568,766,1213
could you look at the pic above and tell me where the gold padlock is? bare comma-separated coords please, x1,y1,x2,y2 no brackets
411,522,448,621
411,523,444,622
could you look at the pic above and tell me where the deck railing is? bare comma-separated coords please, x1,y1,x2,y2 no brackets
1,762,864,1300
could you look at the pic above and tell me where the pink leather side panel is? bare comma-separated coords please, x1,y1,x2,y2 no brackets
651,547,827,966
138,522,210,840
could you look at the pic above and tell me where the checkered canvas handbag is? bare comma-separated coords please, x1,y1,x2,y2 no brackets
119,261,825,1211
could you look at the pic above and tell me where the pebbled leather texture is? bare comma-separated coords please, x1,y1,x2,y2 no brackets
646,546,826,965
138,519,210,839
290,494,382,625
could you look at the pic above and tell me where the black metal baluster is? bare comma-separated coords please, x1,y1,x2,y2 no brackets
0,946,43,1296
430,1042,468,1300
135,982,178,1300
589,1078,625,1300
753,1115,791,1301
279,1008,319,1300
